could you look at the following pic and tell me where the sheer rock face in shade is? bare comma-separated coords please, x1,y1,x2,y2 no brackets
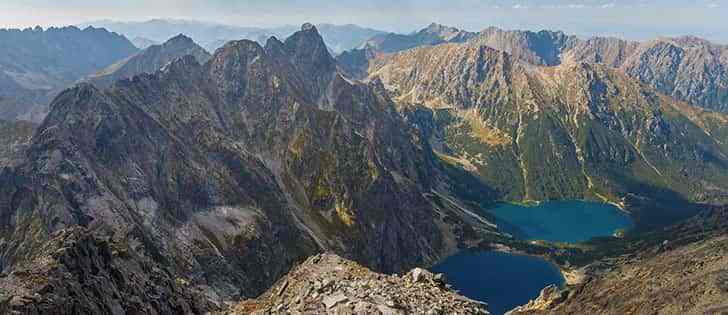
0,24,499,311
0,227,216,314
369,39,728,228
0,120,35,168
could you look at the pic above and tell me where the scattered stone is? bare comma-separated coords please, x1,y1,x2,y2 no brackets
323,292,348,309
226,253,490,314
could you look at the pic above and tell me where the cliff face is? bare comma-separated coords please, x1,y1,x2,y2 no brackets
0,120,35,168
0,24,499,311
618,37,728,113
369,40,728,226
472,27,577,66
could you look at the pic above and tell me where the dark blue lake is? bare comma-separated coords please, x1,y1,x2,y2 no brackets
432,251,564,315
489,201,633,243
431,201,633,314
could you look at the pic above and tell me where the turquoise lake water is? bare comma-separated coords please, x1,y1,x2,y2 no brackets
432,201,634,314
488,200,633,243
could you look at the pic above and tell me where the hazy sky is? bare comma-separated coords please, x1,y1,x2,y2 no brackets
2,0,727,42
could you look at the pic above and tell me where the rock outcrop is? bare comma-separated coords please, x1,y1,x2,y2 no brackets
230,253,489,314
0,227,216,315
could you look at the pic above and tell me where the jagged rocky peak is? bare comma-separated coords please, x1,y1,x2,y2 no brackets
422,22,462,35
208,39,267,75
283,23,337,72
85,32,211,88
301,22,317,32
166,33,194,44
659,35,713,47
418,23,476,43
472,26,577,66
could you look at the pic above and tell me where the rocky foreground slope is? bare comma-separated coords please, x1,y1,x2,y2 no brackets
230,253,489,314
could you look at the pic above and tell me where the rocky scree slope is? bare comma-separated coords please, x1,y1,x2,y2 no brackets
369,40,728,226
230,253,489,314
0,24,499,312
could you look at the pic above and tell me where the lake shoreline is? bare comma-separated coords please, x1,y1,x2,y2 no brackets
429,200,636,314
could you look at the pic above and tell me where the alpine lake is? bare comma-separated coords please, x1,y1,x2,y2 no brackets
431,201,633,315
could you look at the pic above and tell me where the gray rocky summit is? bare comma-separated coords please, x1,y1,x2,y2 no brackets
228,253,490,314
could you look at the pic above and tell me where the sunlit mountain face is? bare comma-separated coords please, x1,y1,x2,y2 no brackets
0,1,727,314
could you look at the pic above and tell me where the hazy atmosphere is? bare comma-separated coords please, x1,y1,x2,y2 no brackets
2,0,727,42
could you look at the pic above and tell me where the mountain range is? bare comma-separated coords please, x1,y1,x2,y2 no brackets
79,19,386,54
369,36,728,228
0,24,500,313
0,26,138,122
343,24,728,114
1,19,728,314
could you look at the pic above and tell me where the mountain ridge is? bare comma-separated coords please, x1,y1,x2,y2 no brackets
85,34,212,88
340,23,728,113
80,19,387,54
0,25,138,122
369,39,728,228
